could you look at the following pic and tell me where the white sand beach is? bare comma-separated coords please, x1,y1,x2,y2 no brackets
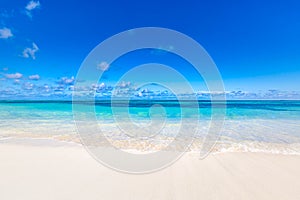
0,143,300,200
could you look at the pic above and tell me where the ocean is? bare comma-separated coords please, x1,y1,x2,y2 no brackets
1,100,300,155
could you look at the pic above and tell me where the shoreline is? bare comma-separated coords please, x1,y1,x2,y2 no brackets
1,136,300,156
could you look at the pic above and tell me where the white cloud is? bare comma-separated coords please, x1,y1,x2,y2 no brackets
25,0,41,18
91,83,113,94
64,77,75,84
91,83,106,90
57,76,75,85
22,82,34,90
26,0,41,10
14,79,21,84
0,27,13,39
97,61,110,71
5,73,23,79
29,74,40,80
22,43,39,59
118,81,131,88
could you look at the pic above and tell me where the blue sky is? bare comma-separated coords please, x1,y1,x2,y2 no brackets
0,0,300,99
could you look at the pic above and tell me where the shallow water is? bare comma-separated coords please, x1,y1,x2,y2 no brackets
0,100,300,154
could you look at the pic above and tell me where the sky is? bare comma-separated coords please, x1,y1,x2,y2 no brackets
0,0,300,99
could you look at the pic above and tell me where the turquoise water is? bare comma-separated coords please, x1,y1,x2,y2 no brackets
1,100,300,119
0,100,300,154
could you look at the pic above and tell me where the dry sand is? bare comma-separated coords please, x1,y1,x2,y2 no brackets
0,143,300,200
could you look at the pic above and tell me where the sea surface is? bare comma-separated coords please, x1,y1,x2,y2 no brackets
0,100,300,154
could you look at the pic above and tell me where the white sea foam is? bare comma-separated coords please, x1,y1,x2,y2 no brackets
1,118,300,155
210,141,300,155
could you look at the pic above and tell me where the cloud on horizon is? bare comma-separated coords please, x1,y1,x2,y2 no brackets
1,75,300,100
29,74,40,80
5,73,23,79
57,76,75,85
